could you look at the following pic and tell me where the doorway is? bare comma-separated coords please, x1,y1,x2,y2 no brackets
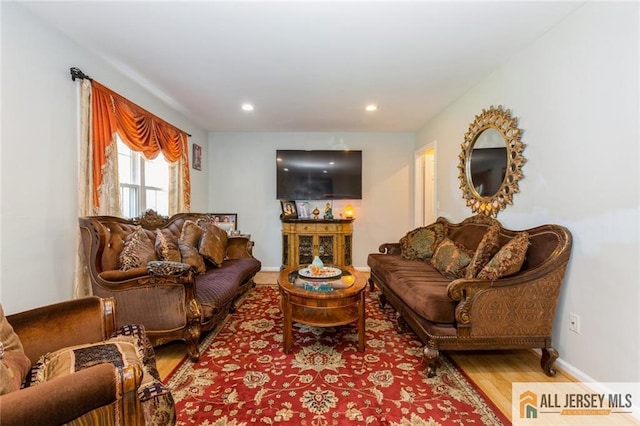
414,143,436,227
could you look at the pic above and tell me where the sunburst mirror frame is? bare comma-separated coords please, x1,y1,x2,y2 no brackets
457,105,526,217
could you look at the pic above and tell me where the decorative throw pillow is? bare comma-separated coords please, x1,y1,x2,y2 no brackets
465,223,502,278
146,260,192,276
477,231,530,281
198,222,228,267
400,222,447,261
180,220,203,248
155,229,181,262
430,238,474,279
178,241,207,274
119,227,158,271
29,335,149,388
0,304,32,394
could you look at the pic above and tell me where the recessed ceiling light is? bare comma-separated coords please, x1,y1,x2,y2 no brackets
365,104,378,112
241,103,254,112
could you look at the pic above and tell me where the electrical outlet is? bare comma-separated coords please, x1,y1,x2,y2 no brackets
569,313,580,334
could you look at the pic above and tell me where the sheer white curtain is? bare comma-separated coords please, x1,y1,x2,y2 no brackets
168,141,190,215
73,80,121,297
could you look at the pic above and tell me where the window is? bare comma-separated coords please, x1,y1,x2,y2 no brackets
117,137,170,217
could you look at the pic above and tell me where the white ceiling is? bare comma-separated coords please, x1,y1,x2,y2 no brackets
22,1,582,133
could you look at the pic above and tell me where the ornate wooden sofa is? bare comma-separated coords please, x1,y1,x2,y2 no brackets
79,210,261,361
367,215,572,377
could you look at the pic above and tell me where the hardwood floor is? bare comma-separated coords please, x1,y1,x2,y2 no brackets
154,271,578,423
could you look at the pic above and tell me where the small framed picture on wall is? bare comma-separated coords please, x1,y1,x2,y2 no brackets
192,144,202,170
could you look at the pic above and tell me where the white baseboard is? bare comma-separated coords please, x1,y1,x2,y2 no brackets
528,348,593,382
529,349,640,421
259,266,281,272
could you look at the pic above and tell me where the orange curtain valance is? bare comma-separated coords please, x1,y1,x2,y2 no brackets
90,80,190,208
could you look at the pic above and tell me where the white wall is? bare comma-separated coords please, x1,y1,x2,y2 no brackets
416,2,639,382
0,3,209,313
207,132,416,269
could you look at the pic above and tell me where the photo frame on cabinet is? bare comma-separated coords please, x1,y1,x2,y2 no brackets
280,200,298,219
209,213,237,233
296,201,311,219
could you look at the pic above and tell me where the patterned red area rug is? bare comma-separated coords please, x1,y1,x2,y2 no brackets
166,284,507,425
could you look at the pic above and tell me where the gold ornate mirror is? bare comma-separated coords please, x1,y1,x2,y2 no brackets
457,105,526,217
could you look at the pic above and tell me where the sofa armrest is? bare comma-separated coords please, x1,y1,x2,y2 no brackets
447,278,492,302
100,267,149,281
8,297,115,364
227,236,255,259
0,363,142,426
93,270,200,333
96,269,194,291
378,242,401,255
447,265,568,336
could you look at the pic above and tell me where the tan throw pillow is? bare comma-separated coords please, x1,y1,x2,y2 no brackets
155,229,181,262
400,222,447,261
178,241,207,274
430,238,474,279
29,336,152,388
477,231,530,281
465,223,502,278
119,227,158,271
180,220,203,248
198,222,228,267
0,305,32,394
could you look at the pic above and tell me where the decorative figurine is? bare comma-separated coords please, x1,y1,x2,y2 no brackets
312,207,320,219
323,202,333,220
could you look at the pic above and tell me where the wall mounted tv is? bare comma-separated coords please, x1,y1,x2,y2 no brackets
276,150,362,200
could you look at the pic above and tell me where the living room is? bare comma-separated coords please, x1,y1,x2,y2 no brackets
1,1,638,422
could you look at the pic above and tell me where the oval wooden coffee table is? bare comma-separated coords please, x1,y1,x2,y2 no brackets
277,265,367,354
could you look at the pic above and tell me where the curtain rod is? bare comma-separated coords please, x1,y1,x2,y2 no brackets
70,67,91,81
69,67,192,137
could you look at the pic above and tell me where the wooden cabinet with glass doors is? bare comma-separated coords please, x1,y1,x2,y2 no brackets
281,219,354,268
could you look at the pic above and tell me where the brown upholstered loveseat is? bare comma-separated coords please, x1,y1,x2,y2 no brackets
367,215,572,377
0,296,175,425
79,210,261,361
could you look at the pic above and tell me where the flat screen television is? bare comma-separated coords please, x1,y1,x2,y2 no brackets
276,150,362,200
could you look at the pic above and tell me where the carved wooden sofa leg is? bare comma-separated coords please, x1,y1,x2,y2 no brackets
368,277,376,292
378,293,388,308
395,313,411,334
423,346,440,378
186,299,202,362
541,347,559,376
186,327,201,362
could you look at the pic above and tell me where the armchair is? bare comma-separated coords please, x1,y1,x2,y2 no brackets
0,296,175,425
